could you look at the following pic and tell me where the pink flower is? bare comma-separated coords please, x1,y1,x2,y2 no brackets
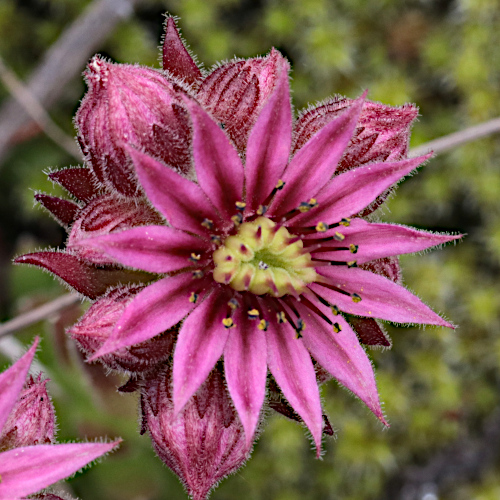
0,339,120,499
16,16,459,473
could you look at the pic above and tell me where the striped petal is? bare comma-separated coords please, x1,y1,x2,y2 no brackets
312,267,453,327
224,307,267,448
265,312,323,455
74,226,209,273
173,290,230,414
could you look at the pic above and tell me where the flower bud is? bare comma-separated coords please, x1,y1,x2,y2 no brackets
76,57,192,196
69,286,176,374
141,366,250,500
0,374,55,451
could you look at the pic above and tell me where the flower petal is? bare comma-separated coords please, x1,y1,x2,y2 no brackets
224,307,267,448
173,290,230,414
269,93,365,217
312,267,453,327
91,274,211,359
265,310,323,455
162,17,202,85
297,302,386,423
73,226,209,273
0,441,120,499
127,147,222,235
14,252,152,300
292,154,431,226
0,339,38,433
183,96,244,218
245,66,291,213
310,218,461,264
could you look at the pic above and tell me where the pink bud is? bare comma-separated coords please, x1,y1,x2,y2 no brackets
293,98,418,168
69,286,176,374
76,57,192,196
0,375,55,451
142,366,250,500
197,48,289,152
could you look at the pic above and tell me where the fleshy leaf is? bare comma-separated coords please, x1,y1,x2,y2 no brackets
162,17,202,85
14,251,152,299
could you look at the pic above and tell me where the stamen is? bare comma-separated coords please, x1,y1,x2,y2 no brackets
189,292,199,303
349,244,358,254
280,198,319,223
211,235,222,245
189,253,201,263
295,318,306,338
231,213,243,226
222,318,235,329
315,281,352,297
256,205,267,216
333,322,342,333
192,270,204,279
258,319,269,331
261,179,286,208
299,295,333,325
351,293,362,303
315,222,328,233
235,201,246,211
248,308,260,320
276,311,287,323
201,218,214,230
287,218,350,235
228,298,240,310
311,258,357,267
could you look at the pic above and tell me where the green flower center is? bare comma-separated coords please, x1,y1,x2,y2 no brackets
212,216,317,297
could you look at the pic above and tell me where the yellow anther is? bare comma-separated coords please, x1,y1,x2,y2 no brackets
351,293,362,303
331,305,340,315
334,232,345,241
211,235,222,245
276,311,287,323
256,205,267,215
189,292,199,303
308,198,318,207
235,201,246,211
333,322,342,333
275,179,285,190
258,319,269,331
190,253,201,262
231,213,243,225
228,298,240,310
340,218,351,226
222,318,235,329
248,309,260,320
192,270,204,279
315,222,328,233
347,260,357,268
349,244,358,254
201,218,214,229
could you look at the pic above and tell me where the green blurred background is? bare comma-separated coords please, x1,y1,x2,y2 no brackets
1,0,500,498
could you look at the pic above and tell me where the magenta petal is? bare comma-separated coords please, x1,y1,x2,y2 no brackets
313,267,453,327
92,274,209,359
293,154,431,226
312,218,461,264
270,94,365,217
127,148,222,235
162,17,202,85
173,291,230,414
245,67,291,213
265,314,323,455
0,339,38,433
183,97,244,218
224,307,267,448
297,302,386,423
74,226,209,273
0,441,120,499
